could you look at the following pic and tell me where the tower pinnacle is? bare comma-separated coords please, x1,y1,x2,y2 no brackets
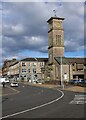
53,9,57,17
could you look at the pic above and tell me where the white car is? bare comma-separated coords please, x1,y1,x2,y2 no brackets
5,79,10,83
0,77,10,83
10,82,19,87
0,78,6,83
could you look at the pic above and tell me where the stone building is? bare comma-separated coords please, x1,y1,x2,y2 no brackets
19,58,48,81
0,68,2,77
41,16,85,82
2,58,17,77
3,58,48,81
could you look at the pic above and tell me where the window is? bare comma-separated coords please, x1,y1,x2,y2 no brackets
32,63,36,67
49,54,52,63
49,54,52,59
33,68,36,73
28,68,30,73
28,63,30,66
22,62,26,66
22,68,26,73
56,35,61,45
72,64,74,66
42,62,44,66
40,63,41,66
40,62,44,67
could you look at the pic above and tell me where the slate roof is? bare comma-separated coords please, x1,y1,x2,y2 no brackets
21,58,48,62
55,57,85,65
55,57,69,65
9,61,19,67
66,58,85,64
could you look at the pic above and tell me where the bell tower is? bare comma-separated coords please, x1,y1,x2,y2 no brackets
47,16,65,80
47,16,65,64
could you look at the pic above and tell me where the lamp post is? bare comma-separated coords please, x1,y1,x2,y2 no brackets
60,56,64,89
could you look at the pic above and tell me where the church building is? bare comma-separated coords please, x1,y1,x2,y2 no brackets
41,16,85,83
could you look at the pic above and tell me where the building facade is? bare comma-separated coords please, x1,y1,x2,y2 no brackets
2,58,48,81
19,58,48,81
2,59,17,77
0,68,2,77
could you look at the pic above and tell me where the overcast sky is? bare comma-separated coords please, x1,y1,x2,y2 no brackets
0,1,85,67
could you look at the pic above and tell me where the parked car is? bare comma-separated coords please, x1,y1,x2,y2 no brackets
32,80,37,84
74,79,80,85
10,82,19,87
78,79,86,87
0,77,10,83
69,79,79,85
37,79,45,84
5,78,10,83
0,77,6,83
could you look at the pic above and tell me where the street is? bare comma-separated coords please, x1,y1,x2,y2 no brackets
1,83,86,119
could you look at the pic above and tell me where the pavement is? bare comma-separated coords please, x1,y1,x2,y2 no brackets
23,82,86,93
64,85,86,93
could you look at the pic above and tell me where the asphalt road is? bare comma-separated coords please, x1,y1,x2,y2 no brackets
1,83,86,119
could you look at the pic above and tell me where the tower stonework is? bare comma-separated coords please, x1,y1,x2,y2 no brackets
47,16,65,80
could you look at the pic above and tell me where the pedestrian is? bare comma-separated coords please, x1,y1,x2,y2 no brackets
2,81,5,88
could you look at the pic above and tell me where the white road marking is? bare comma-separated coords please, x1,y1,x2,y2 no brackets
69,95,86,104
0,86,20,96
7,86,19,93
1,89,64,119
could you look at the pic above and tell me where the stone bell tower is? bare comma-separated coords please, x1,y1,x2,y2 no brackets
47,16,65,80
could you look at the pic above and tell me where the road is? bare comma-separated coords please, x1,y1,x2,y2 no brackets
1,83,86,119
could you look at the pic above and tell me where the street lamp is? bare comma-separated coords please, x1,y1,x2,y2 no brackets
60,56,64,89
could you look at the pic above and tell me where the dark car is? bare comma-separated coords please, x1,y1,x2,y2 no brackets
79,79,86,87
69,79,79,85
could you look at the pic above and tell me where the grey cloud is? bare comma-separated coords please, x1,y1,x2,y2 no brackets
1,2,84,61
